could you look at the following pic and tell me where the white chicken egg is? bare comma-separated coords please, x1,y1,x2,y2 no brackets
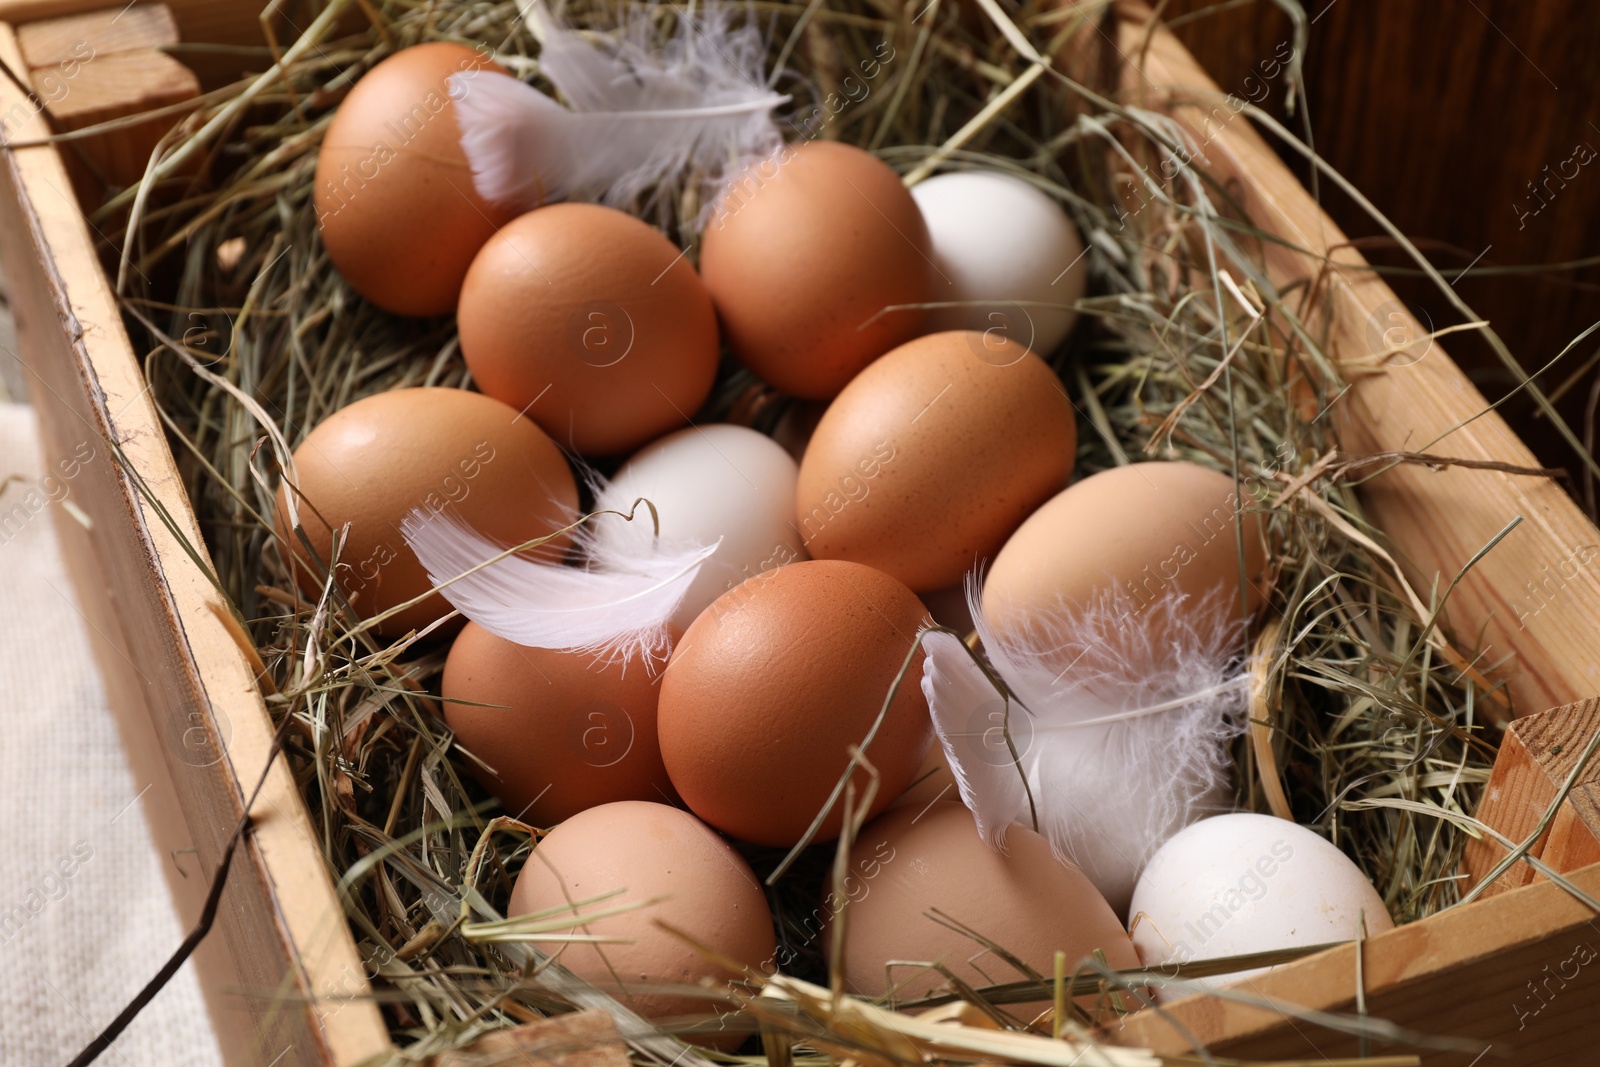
593,424,807,629
911,170,1087,356
1128,813,1394,1002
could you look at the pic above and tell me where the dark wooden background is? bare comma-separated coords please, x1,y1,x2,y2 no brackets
1166,0,1600,486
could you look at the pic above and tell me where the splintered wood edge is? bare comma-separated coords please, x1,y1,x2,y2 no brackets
1106,0,1600,719
1466,697,1600,894
0,15,390,1064
16,1,178,66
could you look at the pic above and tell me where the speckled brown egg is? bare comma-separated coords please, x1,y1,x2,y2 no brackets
508,801,775,1048
700,142,933,399
657,560,933,846
795,331,1076,591
315,43,515,316
443,623,677,824
274,388,577,637
827,802,1139,1002
982,461,1267,649
457,203,720,456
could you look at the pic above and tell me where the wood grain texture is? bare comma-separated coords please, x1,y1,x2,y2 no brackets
37,47,198,122
17,1,178,63
19,3,199,192
1092,0,1600,718
1,0,1594,1062
1541,802,1600,883
1466,698,1600,895
1463,718,1552,896
0,0,265,47
1105,861,1600,1061
1167,1,1600,480
0,19,389,1067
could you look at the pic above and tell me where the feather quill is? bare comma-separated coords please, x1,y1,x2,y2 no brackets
450,3,786,212
923,582,1251,917
400,504,718,667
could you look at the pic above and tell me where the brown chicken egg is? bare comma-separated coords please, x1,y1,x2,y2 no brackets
443,623,677,824
275,388,577,637
982,461,1266,651
890,741,960,813
509,801,775,1048
796,331,1076,591
457,203,720,456
700,141,933,399
315,43,515,316
657,560,933,846
826,802,1139,1002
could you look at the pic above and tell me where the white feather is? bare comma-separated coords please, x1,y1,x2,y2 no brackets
924,581,1251,917
920,630,1035,848
400,506,718,667
451,4,786,212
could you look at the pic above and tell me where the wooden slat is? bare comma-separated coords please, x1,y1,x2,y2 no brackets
33,48,197,124
34,48,199,189
0,19,390,1067
1102,0,1600,718
0,0,265,47
16,3,200,193
1466,698,1600,895
16,1,178,63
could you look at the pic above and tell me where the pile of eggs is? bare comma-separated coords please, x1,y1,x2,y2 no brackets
286,42,1394,1038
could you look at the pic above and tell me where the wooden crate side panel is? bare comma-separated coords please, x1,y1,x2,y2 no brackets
0,173,261,1059
1109,1,1600,717
0,23,388,1066
0,0,264,46
1108,862,1600,1062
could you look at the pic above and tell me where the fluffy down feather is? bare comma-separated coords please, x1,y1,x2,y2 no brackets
923,581,1252,916
451,3,785,212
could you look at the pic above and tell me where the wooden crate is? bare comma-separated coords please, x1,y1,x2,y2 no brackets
0,1,1595,1064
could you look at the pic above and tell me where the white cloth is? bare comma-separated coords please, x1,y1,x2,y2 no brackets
0,402,222,1066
